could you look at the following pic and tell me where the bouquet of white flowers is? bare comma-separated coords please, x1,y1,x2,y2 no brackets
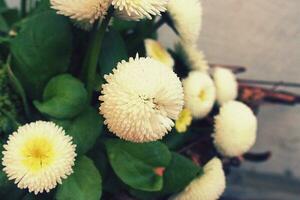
0,0,278,199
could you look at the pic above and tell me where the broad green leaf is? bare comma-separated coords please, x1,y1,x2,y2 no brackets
129,153,201,199
56,156,102,200
34,74,88,119
105,139,172,192
10,10,72,99
98,29,128,76
162,153,201,194
60,107,103,156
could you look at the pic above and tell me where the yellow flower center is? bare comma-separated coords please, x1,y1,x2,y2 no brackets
21,137,55,172
175,108,192,133
198,89,207,102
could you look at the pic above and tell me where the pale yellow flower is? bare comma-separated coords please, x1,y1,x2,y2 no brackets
145,39,174,69
182,71,216,119
175,108,192,133
171,157,226,200
213,67,238,105
167,0,202,44
214,101,257,157
112,0,168,20
99,55,184,143
2,121,76,194
51,0,111,24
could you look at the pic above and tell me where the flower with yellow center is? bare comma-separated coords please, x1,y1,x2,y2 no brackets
167,0,202,44
112,0,168,20
2,121,76,194
50,0,111,25
213,101,257,157
171,157,226,200
99,55,184,142
175,108,192,133
182,71,216,119
145,39,174,69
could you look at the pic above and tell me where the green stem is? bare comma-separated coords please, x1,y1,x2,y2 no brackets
21,0,27,17
82,8,113,102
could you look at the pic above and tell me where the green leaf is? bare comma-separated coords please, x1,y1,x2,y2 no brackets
129,153,201,199
34,74,88,119
98,29,128,76
162,153,201,194
56,156,102,200
105,139,172,192
58,107,103,156
10,10,72,99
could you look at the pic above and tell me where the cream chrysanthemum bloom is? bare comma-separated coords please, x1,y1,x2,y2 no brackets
175,108,192,133
112,0,168,20
182,71,216,119
176,43,209,72
213,67,238,105
145,39,174,69
99,56,184,142
2,121,76,194
50,0,111,24
213,101,257,157
167,0,202,44
172,157,226,200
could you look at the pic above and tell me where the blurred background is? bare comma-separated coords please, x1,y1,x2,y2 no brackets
7,0,300,199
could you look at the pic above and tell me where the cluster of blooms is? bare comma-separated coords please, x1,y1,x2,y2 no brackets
1,0,258,199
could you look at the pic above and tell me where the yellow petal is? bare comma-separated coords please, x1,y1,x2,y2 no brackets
145,39,174,69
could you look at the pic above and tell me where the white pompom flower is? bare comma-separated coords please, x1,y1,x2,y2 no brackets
2,121,76,194
50,0,111,24
172,157,226,200
176,43,209,72
213,101,257,157
182,71,216,119
145,39,174,69
167,0,202,44
99,55,184,143
112,0,168,21
213,67,238,105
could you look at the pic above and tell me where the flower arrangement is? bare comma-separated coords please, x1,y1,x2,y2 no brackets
0,0,284,199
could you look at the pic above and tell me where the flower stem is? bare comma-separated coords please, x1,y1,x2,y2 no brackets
82,8,113,102
21,0,27,17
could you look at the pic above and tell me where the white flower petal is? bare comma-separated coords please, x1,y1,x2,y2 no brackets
2,121,76,194
167,0,202,44
213,67,238,105
50,0,111,24
183,71,216,119
171,157,226,200
112,0,168,20
213,101,257,157
99,56,184,142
